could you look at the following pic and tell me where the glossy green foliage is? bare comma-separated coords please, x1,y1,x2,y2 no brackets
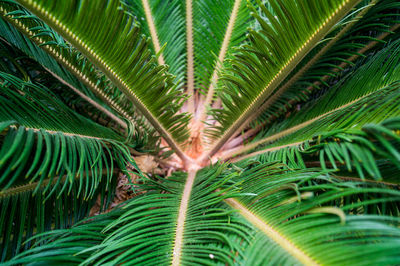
7,167,247,265
0,177,109,262
253,0,400,127
193,0,251,95
123,0,253,96
209,0,359,138
0,2,127,110
252,118,400,181
231,162,400,265
310,118,400,179
122,0,187,86
0,11,100,103
250,40,400,150
0,1,160,141
0,19,158,151
9,0,191,143
0,72,122,139
0,0,399,265
256,83,400,151
7,162,400,265
0,73,142,262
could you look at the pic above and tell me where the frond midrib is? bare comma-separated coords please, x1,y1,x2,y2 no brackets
4,124,110,141
172,169,197,266
233,22,400,143
42,66,128,130
198,0,243,122
141,0,165,65
186,0,195,114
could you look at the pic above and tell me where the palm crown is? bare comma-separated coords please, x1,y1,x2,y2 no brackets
0,0,400,265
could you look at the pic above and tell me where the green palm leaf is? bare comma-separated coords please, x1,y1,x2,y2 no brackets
7,166,248,265
226,162,400,265
123,0,187,86
9,0,191,157
193,0,252,122
0,0,399,264
0,73,142,261
0,16,159,150
193,0,250,95
226,39,400,160
9,162,400,265
204,0,362,159
0,1,156,136
0,72,122,139
235,118,400,183
249,0,400,129
0,172,109,262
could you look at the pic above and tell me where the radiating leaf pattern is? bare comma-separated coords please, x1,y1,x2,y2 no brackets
0,0,399,264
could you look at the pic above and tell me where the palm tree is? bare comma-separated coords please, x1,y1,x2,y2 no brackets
0,0,400,264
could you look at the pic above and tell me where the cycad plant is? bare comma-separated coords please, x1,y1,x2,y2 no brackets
0,0,400,264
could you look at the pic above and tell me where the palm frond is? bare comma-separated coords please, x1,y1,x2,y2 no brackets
0,73,142,261
10,0,191,160
0,24,125,127
0,120,134,261
0,23,158,151
203,0,362,160
122,0,187,86
230,83,400,162
1,0,399,264
193,0,251,95
248,0,400,130
234,118,400,183
6,166,248,265
226,162,400,265
0,168,116,262
0,72,123,139
306,118,400,180
227,39,400,158
0,2,158,139
195,0,253,124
